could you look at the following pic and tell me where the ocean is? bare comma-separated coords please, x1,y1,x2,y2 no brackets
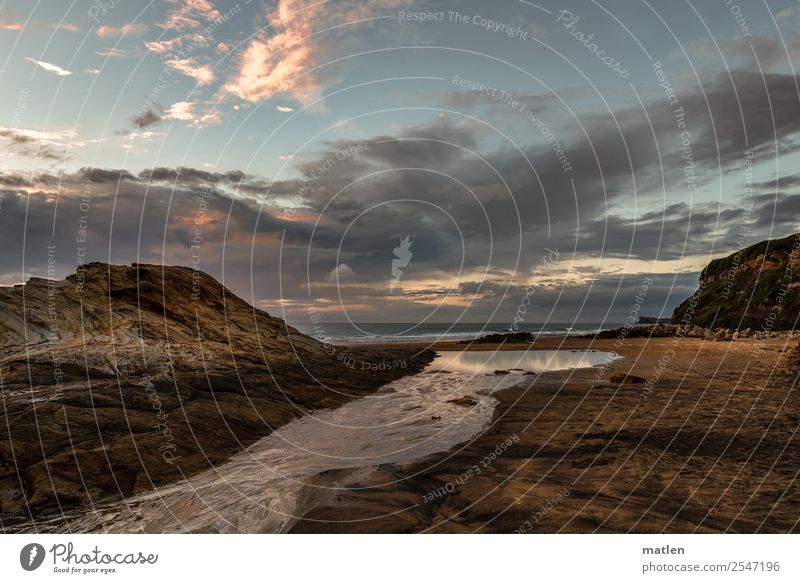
289,321,623,345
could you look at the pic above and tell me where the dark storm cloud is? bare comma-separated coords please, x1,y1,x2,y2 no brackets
447,271,698,325
440,85,598,120
0,158,790,324
752,174,800,190
564,70,800,207
683,71,800,166
209,68,800,317
729,34,800,71
143,166,271,196
4,64,800,322
443,89,561,112
0,168,295,284
570,203,747,260
749,192,800,232
77,167,139,183
236,75,796,302
505,271,700,323
130,109,163,129
254,69,800,289
441,70,800,209
0,171,32,188
307,268,698,324
571,191,800,263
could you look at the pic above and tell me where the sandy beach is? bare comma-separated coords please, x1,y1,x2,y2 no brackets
290,333,800,533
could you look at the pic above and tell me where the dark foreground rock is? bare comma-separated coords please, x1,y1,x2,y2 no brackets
0,263,433,527
460,332,535,345
447,396,478,407
592,323,797,341
609,373,646,384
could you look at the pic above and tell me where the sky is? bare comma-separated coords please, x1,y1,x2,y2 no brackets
1,0,800,325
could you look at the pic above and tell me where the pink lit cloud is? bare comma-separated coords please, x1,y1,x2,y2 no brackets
96,23,148,38
165,57,215,85
221,0,409,106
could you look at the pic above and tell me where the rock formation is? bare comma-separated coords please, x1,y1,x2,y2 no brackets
673,233,800,330
0,263,432,525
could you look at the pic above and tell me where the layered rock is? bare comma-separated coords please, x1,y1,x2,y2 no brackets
0,263,432,525
673,233,800,330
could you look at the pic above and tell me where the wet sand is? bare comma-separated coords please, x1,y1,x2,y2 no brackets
290,334,800,533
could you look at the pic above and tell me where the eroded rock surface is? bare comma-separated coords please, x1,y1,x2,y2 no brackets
0,263,432,526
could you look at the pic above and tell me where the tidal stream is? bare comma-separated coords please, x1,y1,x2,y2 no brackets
20,349,617,533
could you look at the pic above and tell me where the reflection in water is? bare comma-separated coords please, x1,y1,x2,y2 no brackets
431,349,618,374
18,349,617,534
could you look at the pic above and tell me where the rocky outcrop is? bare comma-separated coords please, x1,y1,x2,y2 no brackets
673,233,800,330
460,332,535,344
637,316,671,324
593,323,797,341
0,263,433,525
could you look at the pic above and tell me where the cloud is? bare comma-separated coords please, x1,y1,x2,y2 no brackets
327,263,355,282
185,0,220,20
129,131,165,139
145,37,184,54
277,105,295,113
145,33,211,56
131,109,163,129
52,23,79,33
0,168,290,286
222,35,316,104
752,174,800,191
165,101,200,120
159,0,221,31
0,16,23,31
164,101,221,127
1,12,78,32
122,131,166,151
729,34,800,71
0,152,795,324
24,57,72,76
146,1,222,93
95,47,136,58
0,127,77,143
221,0,410,106
84,68,101,75
0,126,77,160
95,23,148,38
443,88,563,113
241,68,800,305
165,57,215,85
5,38,800,323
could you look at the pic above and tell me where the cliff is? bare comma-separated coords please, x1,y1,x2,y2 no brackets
673,234,800,330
